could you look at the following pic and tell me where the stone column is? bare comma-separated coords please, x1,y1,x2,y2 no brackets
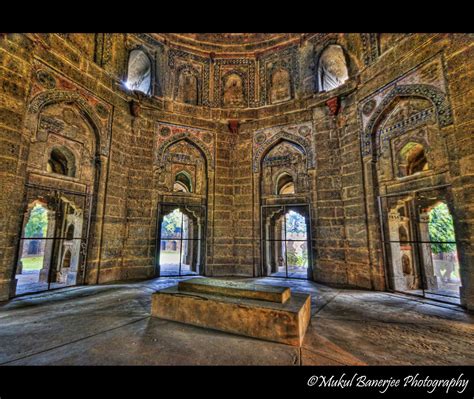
418,212,438,290
39,210,56,283
388,210,406,290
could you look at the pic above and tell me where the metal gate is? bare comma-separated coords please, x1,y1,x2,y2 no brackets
378,185,462,305
12,183,93,296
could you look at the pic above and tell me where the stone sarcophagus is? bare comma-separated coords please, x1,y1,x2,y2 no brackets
151,278,311,347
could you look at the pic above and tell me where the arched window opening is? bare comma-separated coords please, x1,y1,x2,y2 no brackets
126,49,152,95
276,173,295,195
47,147,75,177
318,44,349,92
174,172,192,193
398,142,429,177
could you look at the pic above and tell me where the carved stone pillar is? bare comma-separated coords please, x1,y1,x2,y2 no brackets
388,210,406,290
39,210,56,283
419,212,438,290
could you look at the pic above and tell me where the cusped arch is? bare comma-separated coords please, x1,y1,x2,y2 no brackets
253,131,314,172
155,132,214,170
362,84,454,157
25,90,107,156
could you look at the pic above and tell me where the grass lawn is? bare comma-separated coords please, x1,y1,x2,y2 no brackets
20,256,43,270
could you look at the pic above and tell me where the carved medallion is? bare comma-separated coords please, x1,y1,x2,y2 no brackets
159,126,171,138
202,133,213,144
255,133,266,145
362,99,376,116
95,103,109,119
35,69,56,89
298,126,311,137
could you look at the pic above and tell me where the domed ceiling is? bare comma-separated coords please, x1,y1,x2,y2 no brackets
155,33,308,55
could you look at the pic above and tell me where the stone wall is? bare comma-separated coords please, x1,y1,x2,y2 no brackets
0,33,472,310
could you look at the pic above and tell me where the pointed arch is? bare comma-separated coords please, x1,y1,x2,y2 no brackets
253,131,314,172
362,84,453,157
155,132,214,170
25,90,108,157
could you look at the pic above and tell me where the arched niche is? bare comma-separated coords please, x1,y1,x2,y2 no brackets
317,44,349,92
398,142,429,177
174,171,193,193
26,101,97,185
158,139,207,197
222,72,246,108
270,68,291,104
126,49,152,95
47,146,76,177
260,140,308,198
275,172,295,195
176,67,200,105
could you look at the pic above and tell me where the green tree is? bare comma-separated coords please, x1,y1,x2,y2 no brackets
429,203,456,254
24,205,48,238
285,211,307,234
162,208,183,236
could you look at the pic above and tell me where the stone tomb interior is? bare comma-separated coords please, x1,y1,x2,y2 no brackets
0,33,473,365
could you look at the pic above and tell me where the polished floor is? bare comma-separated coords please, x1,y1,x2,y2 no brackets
0,276,473,365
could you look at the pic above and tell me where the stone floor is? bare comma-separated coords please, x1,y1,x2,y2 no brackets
15,270,69,296
0,276,473,365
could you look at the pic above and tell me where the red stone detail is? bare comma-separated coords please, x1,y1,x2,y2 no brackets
228,120,239,134
326,97,340,116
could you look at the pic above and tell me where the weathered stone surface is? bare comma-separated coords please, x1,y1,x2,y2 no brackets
151,283,311,346
178,277,291,303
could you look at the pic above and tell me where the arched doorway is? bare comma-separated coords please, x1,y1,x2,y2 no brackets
154,137,209,277
157,205,205,276
259,139,313,280
12,100,99,296
368,94,463,304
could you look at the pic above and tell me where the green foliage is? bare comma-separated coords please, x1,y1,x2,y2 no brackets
24,205,47,238
162,209,183,236
429,203,456,254
285,211,307,235
286,248,308,267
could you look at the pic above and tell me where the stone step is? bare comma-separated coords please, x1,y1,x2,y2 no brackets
178,277,291,303
151,284,311,347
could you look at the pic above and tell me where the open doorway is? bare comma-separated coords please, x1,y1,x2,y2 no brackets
379,187,462,305
156,204,206,277
13,187,89,296
261,204,312,279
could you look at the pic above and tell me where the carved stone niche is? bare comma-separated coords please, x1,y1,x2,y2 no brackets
270,68,291,104
222,73,245,108
261,140,308,197
159,140,207,196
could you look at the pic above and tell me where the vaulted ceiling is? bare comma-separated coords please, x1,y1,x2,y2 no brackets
154,33,311,55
